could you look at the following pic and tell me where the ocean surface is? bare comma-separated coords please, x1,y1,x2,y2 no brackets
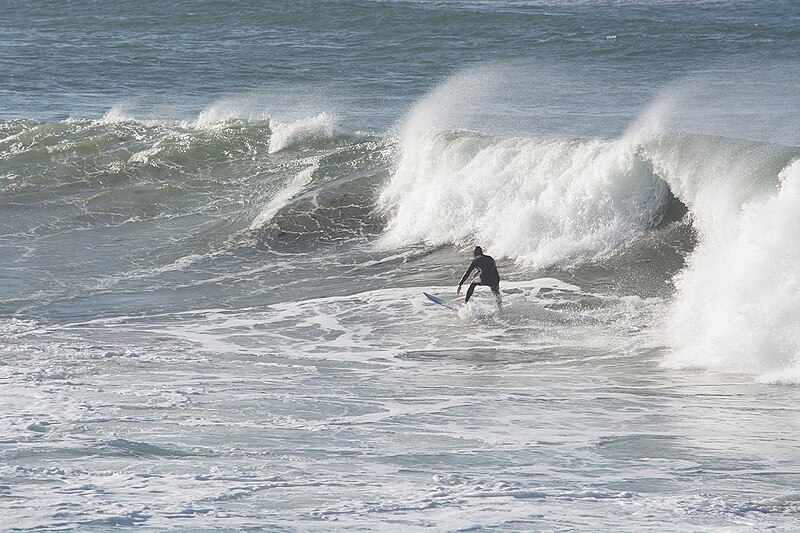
2,1,800,530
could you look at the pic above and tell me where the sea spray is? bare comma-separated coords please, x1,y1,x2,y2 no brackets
378,64,675,267
268,112,341,153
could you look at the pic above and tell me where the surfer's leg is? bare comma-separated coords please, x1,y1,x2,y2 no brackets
491,284,502,306
465,282,478,303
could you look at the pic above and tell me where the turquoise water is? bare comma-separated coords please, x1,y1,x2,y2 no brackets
2,1,800,531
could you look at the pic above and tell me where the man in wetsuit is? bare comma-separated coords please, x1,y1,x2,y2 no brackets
457,246,502,305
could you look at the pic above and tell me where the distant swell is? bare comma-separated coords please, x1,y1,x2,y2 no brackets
0,113,387,257
102,102,365,154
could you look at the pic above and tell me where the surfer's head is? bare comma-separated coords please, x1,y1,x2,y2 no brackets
473,246,483,257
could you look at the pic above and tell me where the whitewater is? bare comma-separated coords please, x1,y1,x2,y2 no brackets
2,1,800,531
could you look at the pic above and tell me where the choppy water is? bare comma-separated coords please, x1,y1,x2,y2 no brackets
2,1,800,531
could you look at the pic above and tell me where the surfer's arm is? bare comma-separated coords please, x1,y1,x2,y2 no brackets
457,259,478,289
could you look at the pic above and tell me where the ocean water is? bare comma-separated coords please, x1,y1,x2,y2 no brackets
2,0,800,530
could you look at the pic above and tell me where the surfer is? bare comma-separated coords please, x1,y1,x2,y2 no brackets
457,246,502,305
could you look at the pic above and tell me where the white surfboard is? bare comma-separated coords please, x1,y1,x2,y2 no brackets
423,292,459,312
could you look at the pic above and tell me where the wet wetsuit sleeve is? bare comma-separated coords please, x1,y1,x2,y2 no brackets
458,259,478,286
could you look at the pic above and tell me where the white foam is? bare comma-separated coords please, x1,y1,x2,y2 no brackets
101,102,137,124
378,129,669,268
606,68,800,383
664,159,800,382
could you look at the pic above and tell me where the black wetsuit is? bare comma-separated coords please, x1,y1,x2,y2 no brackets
459,253,501,303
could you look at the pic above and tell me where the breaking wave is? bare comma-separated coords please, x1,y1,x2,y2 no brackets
5,74,800,383
377,65,800,382
378,129,671,268
665,158,800,383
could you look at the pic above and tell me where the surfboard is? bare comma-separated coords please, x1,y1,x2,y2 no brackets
423,292,460,312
